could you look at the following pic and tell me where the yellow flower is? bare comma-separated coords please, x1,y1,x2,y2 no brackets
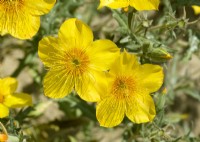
96,51,164,127
98,0,160,10
0,77,32,118
0,0,56,39
38,18,120,102
192,6,200,15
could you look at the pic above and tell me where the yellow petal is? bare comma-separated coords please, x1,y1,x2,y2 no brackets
0,77,17,96
0,104,9,118
0,9,40,39
192,6,200,15
38,36,60,67
88,40,120,71
87,71,114,100
130,0,159,10
126,93,156,123
76,70,107,102
58,18,93,49
109,51,139,75
137,64,163,93
3,93,32,108
96,97,125,127
43,69,74,98
98,0,129,9
25,0,56,15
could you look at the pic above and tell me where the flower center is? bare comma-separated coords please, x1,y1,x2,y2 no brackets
72,59,80,66
2,0,24,10
0,95,4,103
65,48,90,76
111,76,135,99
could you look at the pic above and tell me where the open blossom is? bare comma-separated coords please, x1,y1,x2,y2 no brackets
96,51,164,127
0,77,32,118
0,0,56,39
192,6,200,14
99,0,160,10
38,18,120,102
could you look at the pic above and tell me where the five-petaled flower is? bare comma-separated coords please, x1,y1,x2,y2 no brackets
0,0,56,39
38,18,120,102
99,0,160,10
0,77,32,118
96,51,164,127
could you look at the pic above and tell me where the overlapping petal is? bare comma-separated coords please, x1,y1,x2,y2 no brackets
3,93,32,108
0,77,17,96
85,71,112,101
58,18,93,49
76,70,100,102
0,104,9,118
109,51,139,75
96,97,126,127
88,40,120,71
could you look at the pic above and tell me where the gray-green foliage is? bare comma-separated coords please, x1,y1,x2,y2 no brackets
0,0,200,142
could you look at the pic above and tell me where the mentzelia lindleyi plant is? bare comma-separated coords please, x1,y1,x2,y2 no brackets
38,18,164,127
0,0,56,39
0,77,32,118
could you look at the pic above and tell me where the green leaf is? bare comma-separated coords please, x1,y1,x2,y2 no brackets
183,88,200,101
164,113,189,124
183,30,200,61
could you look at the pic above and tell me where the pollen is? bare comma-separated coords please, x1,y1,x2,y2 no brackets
64,48,90,76
111,75,135,99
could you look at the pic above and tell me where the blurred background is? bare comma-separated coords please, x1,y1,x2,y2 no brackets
0,0,200,141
